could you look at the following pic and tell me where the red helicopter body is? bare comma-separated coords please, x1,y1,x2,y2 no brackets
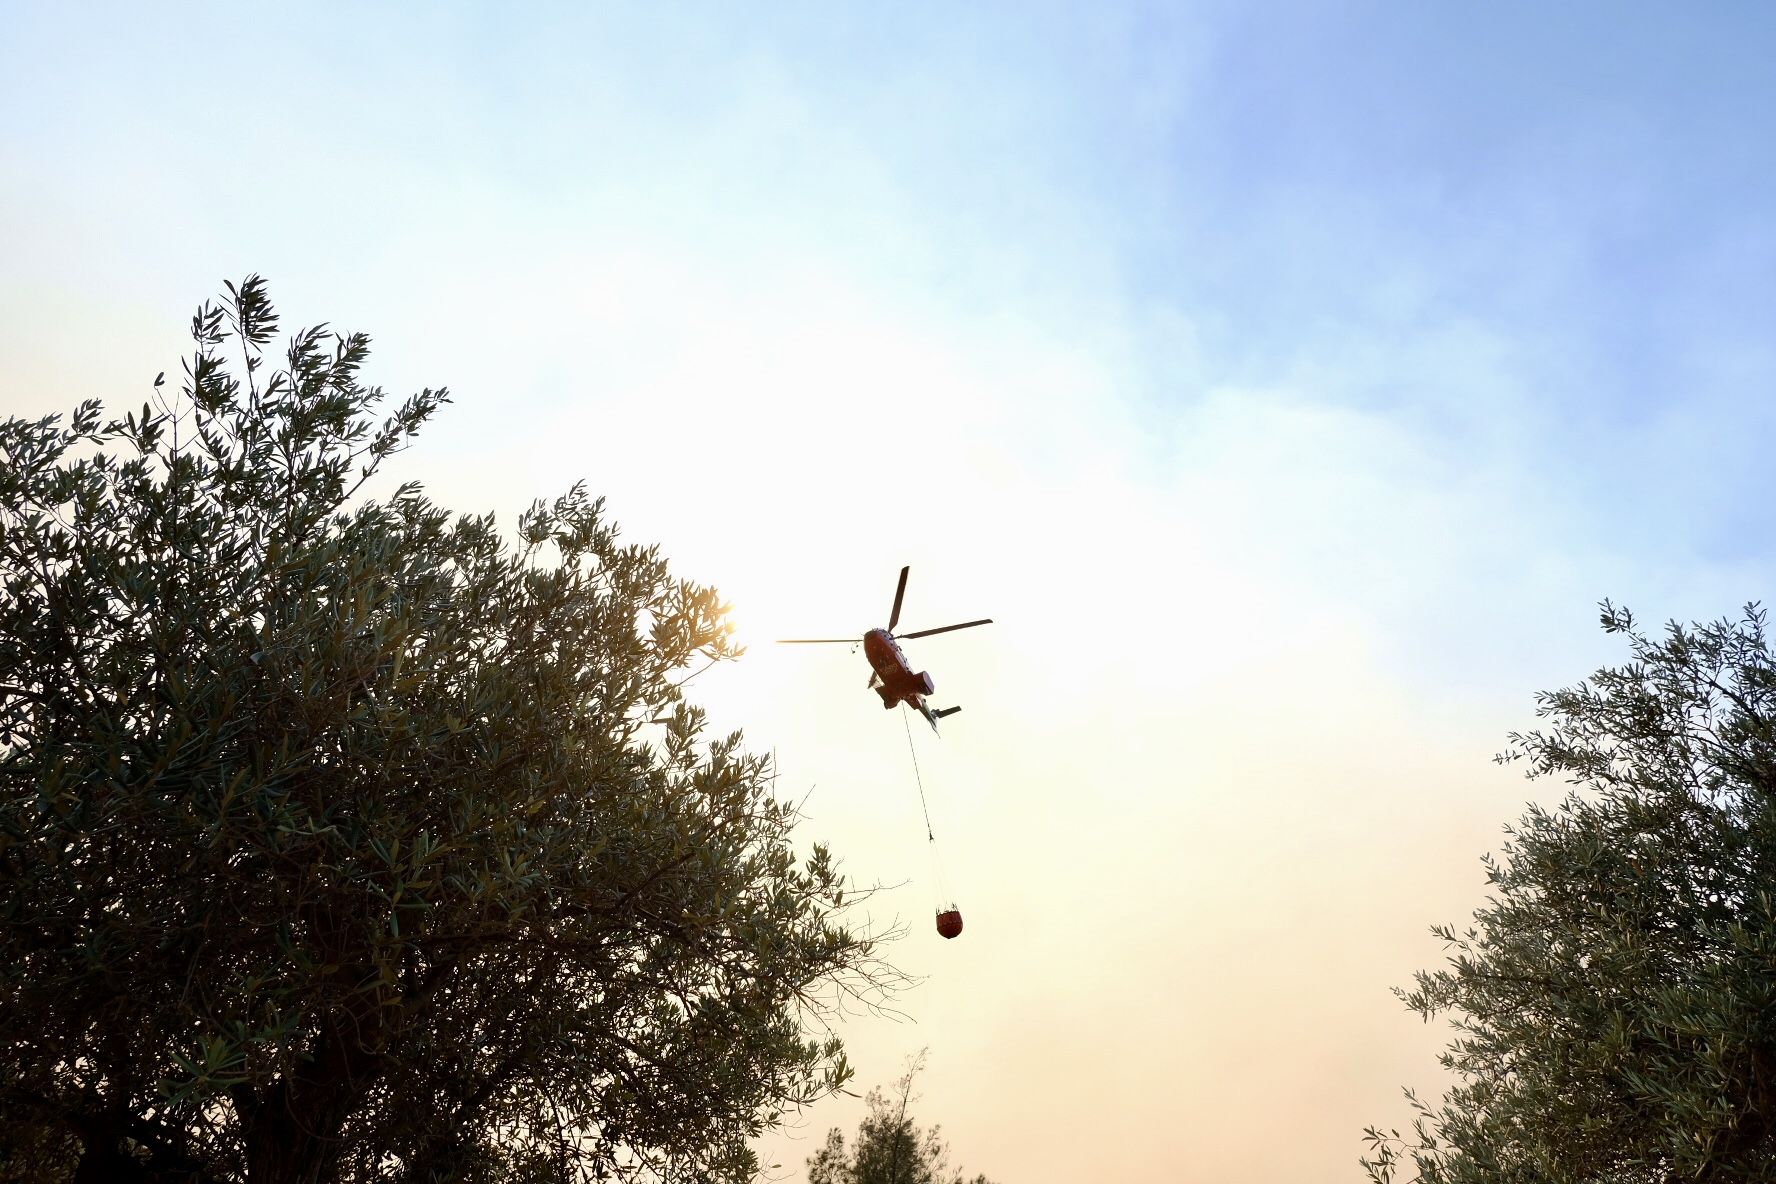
863,627,940,716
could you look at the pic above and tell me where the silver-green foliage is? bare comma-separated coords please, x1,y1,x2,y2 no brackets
0,278,886,1183
806,1053,994,1184
1365,603,1776,1183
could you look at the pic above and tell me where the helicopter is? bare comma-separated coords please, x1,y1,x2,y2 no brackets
778,566,992,733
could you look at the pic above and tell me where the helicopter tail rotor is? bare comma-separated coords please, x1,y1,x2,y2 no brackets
916,701,962,734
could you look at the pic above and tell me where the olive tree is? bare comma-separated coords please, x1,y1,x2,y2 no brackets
0,278,892,1183
805,1053,995,1184
1364,603,1776,1183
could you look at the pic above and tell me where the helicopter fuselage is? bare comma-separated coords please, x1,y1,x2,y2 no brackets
863,628,936,711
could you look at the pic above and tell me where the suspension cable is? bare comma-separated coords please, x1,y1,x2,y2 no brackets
900,706,935,842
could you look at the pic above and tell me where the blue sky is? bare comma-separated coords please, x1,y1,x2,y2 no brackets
14,0,1769,578
6,4,1776,1180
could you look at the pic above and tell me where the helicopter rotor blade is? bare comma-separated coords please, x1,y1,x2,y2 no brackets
897,619,993,640
776,638,859,644
888,565,910,632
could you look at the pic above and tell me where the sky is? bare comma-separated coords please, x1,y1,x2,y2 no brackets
6,2,1776,1180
